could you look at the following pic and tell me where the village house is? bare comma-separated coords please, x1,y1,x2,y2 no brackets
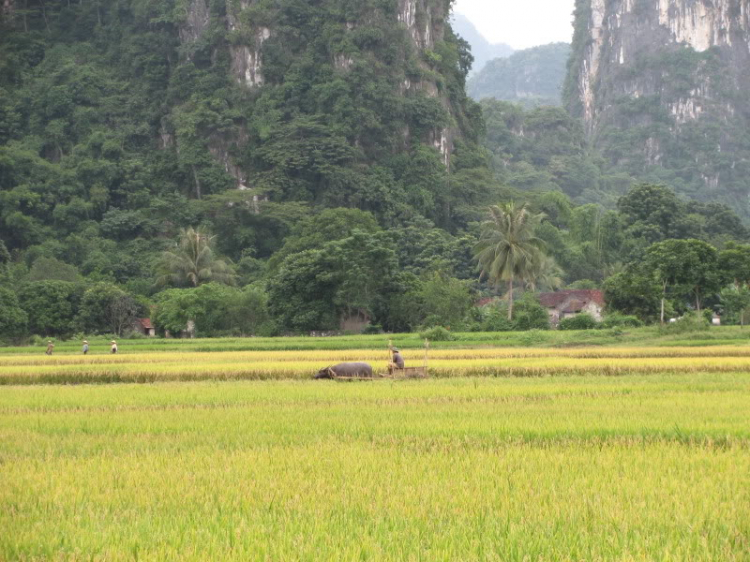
132,318,156,337
539,290,605,327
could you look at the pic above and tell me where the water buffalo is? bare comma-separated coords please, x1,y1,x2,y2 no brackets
315,362,374,379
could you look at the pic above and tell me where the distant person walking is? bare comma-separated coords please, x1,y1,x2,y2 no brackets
82,340,89,355
45,341,54,355
110,340,118,354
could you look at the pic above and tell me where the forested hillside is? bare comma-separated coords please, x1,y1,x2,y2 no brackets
2,0,750,342
0,0,506,338
468,43,570,107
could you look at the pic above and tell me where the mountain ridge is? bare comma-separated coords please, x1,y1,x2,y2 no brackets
468,42,571,107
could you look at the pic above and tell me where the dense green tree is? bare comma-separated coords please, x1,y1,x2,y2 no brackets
153,283,237,337
328,230,399,326
227,285,273,337
475,202,545,319
644,240,695,325
0,239,9,272
526,254,564,292
18,280,82,336
77,282,140,336
381,273,424,333
617,184,683,243
603,269,663,322
268,228,399,333
719,285,750,327
679,240,722,312
719,244,750,287
269,208,380,271
0,287,28,340
3,1,750,341
267,249,338,333
26,256,82,282
419,272,473,329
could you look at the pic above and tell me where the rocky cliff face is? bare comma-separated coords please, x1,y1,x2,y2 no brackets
177,0,462,180
565,0,750,213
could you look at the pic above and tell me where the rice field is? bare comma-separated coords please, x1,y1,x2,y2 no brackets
2,340,750,560
4,344,750,384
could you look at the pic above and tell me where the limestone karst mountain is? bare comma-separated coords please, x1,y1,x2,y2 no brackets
564,0,750,215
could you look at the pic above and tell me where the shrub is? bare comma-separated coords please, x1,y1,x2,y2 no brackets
512,294,550,331
125,330,147,339
481,308,515,332
419,326,456,341
29,335,46,346
660,312,710,334
361,324,382,335
602,313,644,329
519,329,547,346
558,313,599,331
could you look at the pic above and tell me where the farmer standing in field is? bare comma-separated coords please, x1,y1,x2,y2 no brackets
45,341,54,355
110,340,118,354
392,348,405,369
82,340,89,355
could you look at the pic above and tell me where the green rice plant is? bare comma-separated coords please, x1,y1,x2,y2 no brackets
0,375,748,560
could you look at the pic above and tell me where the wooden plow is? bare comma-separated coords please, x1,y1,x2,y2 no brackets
329,340,431,381
381,339,430,380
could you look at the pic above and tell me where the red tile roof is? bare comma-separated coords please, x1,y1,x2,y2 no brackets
138,318,153,330
539,290,605,309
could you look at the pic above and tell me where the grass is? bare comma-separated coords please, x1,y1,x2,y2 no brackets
1,374,749,560
5,325,750,355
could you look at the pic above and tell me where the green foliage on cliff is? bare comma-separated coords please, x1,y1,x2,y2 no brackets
480,99,615,204
0,0,494,262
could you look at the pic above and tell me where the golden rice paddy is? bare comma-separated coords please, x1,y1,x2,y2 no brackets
1,343,749,560
3,345,750,384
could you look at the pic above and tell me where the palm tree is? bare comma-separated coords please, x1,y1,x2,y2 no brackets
475,202,546,320
526,254,564,293
156,227,236,288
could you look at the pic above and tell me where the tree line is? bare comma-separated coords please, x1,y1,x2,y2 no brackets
3,182,750,341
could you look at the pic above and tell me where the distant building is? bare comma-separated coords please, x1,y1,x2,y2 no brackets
133,318,156,337
539,290,605,327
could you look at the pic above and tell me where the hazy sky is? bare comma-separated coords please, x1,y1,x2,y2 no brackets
453,0,576,50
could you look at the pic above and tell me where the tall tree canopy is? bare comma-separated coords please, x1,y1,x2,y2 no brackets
156,227,236,288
